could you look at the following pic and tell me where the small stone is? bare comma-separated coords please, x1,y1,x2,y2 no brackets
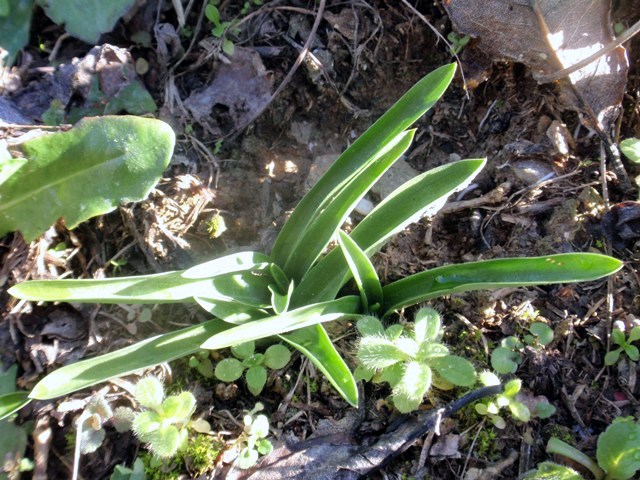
511,159,554,186
354,197,374,216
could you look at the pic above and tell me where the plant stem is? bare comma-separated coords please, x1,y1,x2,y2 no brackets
546,437,604,480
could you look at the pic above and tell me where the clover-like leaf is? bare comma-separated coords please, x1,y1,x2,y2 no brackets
529,322,554,346
621,138,640,164
237,446,259,469
247,414,270,438
491,347,521,374
605,348,622,366
597,416,640,480
263,344,291,370
231,341,255,360
628,326,640,343
245,366,267,396
256,438,273,455
215,358,245,382
503,379,522,398
431,355,476,386
356,316,385,336
612,328,626,346
623,344,639,362
508,400,531,422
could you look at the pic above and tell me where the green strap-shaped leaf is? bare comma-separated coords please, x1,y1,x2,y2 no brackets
382,253,623,317
337,230,382,313
292,158,486,307
271,64,456,272
0,392,30,421
200,296,362,350
280,325,359,407
282,130,415,283
10,252,272,304
0,116,175,241
30,319,230,400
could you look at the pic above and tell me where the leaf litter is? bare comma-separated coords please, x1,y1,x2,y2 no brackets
1,1,640,479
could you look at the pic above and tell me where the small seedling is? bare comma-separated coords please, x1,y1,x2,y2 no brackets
189,351,215,378
205,1,238,56
214,341,291,396
117,376,197,458
447,31,471,55
355,308,476,413
234,403,273,470
474,372,530,429
109,458,146,480
491,322,554,374
605,326,640,366
524,416,640,480
474,371,555,429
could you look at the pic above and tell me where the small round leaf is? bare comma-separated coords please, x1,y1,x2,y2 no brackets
215,358,244,382
232,341,255,360
263,344,291,370
491,347,521,374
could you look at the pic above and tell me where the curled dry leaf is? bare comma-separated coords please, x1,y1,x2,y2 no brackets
443,0,628,131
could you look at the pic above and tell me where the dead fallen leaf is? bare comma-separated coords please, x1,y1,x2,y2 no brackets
184,47,273,137
444,0,628,131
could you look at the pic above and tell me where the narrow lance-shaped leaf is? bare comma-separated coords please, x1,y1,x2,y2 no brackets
0,392,31,421
282,129,415,283
29,319,230,400
10,252,272,304
292,158,486,307
0,116,175,241
280,325,359,407
201,296,362,350
337,230,383,313
271,64,457,270
382,253,623,317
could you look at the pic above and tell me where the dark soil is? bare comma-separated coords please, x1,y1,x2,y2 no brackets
2,1,640,479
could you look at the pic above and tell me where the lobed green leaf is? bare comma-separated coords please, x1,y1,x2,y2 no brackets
0,116,174,241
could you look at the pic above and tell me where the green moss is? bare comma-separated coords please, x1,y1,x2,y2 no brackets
475,428,500,461
140,451,183,480
184,434,224,476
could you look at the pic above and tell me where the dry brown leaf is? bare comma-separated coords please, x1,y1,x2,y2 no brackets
444,0,628,131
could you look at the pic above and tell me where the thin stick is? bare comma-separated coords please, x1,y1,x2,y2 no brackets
225,0,326,140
